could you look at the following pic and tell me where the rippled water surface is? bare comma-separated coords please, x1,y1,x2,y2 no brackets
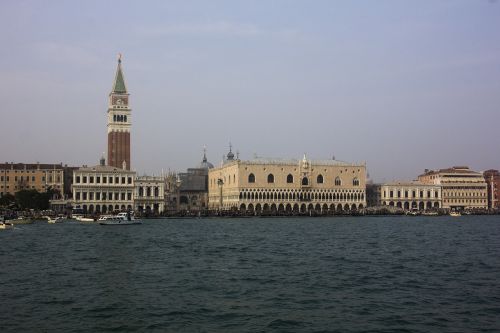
1,216,500,332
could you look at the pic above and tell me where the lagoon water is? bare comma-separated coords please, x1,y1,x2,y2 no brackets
1,216,500,332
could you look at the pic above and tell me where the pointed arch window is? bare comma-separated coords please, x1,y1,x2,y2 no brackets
317,174,324,184
302,177,309,186
353,178,360,186
287,174,294,183
248,173,255,183
335,177,342,186
267,174,274,183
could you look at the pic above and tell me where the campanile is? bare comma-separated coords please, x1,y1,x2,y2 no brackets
107,55,131,170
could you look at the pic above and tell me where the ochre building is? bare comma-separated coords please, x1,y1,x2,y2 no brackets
208,154,366,213
418,166,487,210
1,163,66,197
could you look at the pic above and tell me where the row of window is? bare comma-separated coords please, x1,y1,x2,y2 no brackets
74,191,132,201
249,173,359,186
0,170,61,174
138,187,161,197
0,184,56,190
210,174,361,187
113,114,128,122
443,199,486,204
442,186,487,189
384,190,439,199
75,175,133,185
444,192,486,197
0,176,58,182
1,185,37,190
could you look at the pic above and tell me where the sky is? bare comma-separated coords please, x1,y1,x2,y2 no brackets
0,0,499,182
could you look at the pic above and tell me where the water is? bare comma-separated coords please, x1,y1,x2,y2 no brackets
1,216,500,332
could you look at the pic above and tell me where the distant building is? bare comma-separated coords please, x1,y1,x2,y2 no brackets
376,181,442,210
135,175,165,215
107,55,131,170
418,166,487,210
166,149,213,213
0,162,68,197
208,150,366,214
483,169,500,210
71,158,135,214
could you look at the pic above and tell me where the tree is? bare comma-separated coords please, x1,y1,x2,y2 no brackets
14,188,58,210
0,193,15,207
15,189,40,210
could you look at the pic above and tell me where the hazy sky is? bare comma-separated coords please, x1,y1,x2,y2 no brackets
1,0,499,182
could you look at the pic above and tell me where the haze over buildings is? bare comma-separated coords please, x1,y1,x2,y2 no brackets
0,1,499,181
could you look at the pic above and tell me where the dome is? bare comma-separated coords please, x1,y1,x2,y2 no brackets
226,143,235,161
198,149,214,169
199,160,214,169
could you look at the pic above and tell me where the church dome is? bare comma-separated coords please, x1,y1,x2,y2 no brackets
199,160,214,169
198,149,214,169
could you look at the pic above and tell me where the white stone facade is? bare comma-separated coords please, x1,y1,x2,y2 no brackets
134,175,165,214
71,164,135,214
377,182,442,210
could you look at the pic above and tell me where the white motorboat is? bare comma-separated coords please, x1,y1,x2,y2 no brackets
45,216,65,224
449,211,461,217
99,212,141,225
73,214,97,223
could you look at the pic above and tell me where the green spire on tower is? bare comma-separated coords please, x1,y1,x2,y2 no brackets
112,54,127,93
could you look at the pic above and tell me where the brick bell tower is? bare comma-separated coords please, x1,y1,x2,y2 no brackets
107,54,131,170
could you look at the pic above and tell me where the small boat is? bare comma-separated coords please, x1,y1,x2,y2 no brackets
449,211,461,217
0,221,14,230
422,211,439,216
99,212,141,225
45,216,65,224
73,214,97,223
11,217,33,224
